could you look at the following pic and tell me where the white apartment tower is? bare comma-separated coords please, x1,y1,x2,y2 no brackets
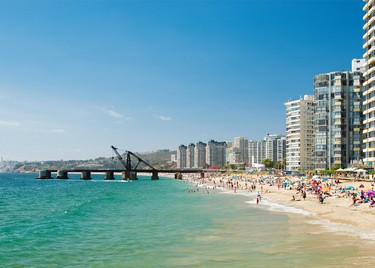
264,134,286,163
285,95,315,170
363,0,375,167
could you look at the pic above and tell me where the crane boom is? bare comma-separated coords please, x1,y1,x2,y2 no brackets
111,146,130,170
111,146,156,171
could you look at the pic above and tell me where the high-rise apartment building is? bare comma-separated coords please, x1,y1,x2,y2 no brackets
186,143,195,168
206,140,226,167
233,136,249,163
264,134,285,163
276,137,287,163
314,71,364,169
363,0,375,167
285,95,315,170
177,145,187,168
248,140,258,164
194,142,207,168
247,135,285,165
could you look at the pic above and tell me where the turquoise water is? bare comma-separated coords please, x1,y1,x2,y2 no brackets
1,173,374,267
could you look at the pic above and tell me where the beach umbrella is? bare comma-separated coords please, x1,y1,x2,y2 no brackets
346,185,355,190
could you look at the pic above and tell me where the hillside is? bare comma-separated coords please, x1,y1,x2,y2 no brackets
0,150,177,172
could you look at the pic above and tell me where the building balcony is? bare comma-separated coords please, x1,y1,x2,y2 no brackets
364,85,375,96
363,6,375,20
363,0,375,12
363,30,375,47
367,56,375,67
363,65,375,77
363,106,375,115
364,147,375,153
364,17,375,34
364,75,375,86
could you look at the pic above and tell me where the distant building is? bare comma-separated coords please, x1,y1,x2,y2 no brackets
177,145,187,168
186,143,195,168
352,58,365,73
285,95,315,170
206,140,226,167
248,140,258,164
194,142,207,168
227,147,242,164
170,154,177,162
264,134,286,163
248,135,286,165
234,136,249,163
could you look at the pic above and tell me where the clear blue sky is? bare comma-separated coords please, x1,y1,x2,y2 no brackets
0,0,364,161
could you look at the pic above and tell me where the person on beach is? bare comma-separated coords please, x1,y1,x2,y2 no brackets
319,193,324,204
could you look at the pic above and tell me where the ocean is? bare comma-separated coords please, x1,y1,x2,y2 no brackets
1,173,374,267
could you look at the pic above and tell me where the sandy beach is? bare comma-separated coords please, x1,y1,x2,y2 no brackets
184,173,375,239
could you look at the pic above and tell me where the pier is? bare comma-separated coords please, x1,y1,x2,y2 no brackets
36,168,215,180
36,146,224,180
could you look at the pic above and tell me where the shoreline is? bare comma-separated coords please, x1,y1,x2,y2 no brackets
182,173,375,241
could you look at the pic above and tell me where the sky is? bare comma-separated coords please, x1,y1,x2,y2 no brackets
0,0,365,161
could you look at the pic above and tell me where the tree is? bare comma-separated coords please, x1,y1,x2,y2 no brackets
262,158,274,168
274,161,282,170
230,164,237,170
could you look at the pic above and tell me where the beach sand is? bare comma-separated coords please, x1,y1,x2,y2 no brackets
185,173,375,237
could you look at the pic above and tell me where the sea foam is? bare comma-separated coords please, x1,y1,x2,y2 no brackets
308,219,375,241
245,198,312,216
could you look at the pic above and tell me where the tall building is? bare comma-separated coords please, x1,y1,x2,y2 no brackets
194,142,207,168
186,143,195,168
276,136,287,163
227,147,242,164
206,140,226,167
285,95,315,170
233,136,249,163
363,1,375,167
248,139,266,164
264,134,286,163
314,71,364,169
177,145,187,168
248,140,259,164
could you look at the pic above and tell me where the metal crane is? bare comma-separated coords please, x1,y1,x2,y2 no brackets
111,145,156,171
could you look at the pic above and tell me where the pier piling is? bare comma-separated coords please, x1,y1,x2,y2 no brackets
36,170,52,179
151,171,159,180
104,171,115,180
80,171,92,180
56,170,69,180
